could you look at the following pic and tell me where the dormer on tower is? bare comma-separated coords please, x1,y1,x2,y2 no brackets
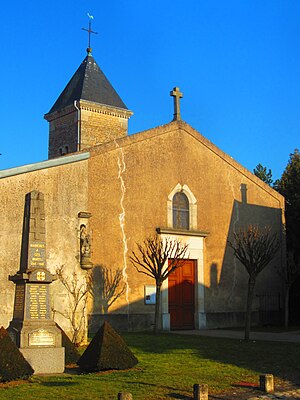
44,51,133,159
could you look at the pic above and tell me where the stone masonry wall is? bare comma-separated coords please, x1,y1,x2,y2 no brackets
48,111,78,159
47,105,130,159
1,120,286,334
87,121,285,329
0,159,89,338
80,109,128,149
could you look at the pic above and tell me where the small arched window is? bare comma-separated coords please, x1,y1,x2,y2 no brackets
172,192,189,230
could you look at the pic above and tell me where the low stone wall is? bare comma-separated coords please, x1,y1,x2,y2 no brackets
88,313,155,334
205,311,258,329
89,309,283,334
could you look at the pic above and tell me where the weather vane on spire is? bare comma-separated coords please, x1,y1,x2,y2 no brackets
82,13,98,55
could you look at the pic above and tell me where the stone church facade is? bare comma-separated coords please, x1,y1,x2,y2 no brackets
0,49,285,337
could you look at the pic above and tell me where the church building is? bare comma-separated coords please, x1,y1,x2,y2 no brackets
0,43,285,338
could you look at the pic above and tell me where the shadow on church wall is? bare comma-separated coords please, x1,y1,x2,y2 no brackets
89,264,155,333
88,186,285,331
215,197,284,326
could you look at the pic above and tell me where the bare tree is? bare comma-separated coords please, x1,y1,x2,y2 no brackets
90,265,126,313
55,265,92,346
228,225,280,340
129,234,189,334
278,251,300,327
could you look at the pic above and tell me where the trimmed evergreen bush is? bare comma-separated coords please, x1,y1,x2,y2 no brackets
78,321,138,372
0,327,34,382
57,325,81,365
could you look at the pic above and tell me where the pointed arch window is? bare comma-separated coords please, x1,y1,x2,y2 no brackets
172,192,189,230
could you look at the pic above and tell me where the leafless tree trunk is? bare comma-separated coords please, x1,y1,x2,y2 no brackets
245,276,256,340
154,283,162,332
130,234,189,334
228,225,280,340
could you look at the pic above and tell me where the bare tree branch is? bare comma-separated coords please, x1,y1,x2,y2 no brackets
129,234,189,334
55,265,91,345
228,224,280,340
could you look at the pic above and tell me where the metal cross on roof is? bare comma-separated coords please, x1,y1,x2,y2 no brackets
170,87,183,121
82,14,98,55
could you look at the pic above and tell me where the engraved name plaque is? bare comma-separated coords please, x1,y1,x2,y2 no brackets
29,243,46,268
29,329,55,347
13,284,25,318
25,284,50,320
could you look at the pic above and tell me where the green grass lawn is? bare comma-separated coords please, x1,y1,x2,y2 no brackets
1,332,299,399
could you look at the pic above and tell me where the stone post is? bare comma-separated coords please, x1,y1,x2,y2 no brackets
259,374,274,393
117,393,133,400
193,383,208,400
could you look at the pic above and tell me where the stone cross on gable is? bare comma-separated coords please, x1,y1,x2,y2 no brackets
170,87,183,121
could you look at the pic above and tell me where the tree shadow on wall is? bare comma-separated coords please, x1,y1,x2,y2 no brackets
90,264,126,315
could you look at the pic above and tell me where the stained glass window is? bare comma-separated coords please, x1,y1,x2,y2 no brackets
172,192,189,230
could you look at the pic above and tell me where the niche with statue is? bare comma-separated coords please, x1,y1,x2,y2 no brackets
78,212,93,270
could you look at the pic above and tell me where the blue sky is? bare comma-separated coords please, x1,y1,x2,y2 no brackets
0,0,299,180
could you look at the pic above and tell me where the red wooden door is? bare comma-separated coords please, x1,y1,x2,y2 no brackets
168,259,196,330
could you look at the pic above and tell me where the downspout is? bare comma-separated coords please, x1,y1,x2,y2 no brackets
74,100,81,151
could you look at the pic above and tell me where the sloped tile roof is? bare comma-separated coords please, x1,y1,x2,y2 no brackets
48,55,127,113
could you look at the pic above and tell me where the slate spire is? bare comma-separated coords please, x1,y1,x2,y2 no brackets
45,51,133,159
48,54,128,114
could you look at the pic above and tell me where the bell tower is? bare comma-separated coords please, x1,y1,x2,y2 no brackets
44,21,133,159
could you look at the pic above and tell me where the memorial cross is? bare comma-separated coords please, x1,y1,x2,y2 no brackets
8,190,64,374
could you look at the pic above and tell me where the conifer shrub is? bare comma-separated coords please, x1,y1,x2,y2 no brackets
60,327,81,365
0,327,34,382
78,321,138,372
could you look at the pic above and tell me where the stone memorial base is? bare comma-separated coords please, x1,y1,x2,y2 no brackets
8,321,65,374
21,347,65,374
9,320,62,348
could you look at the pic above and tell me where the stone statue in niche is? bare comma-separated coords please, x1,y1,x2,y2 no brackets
80,225,91,256
80,224,93,270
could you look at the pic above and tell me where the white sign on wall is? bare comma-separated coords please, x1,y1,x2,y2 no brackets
144,285,156,305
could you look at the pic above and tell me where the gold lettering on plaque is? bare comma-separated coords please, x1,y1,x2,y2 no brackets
29,329,55,347
29,243,45,268
28,284,49,319
31,243,45,249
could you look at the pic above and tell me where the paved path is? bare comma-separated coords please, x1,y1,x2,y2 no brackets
171,329,300,343
247,389,300,399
